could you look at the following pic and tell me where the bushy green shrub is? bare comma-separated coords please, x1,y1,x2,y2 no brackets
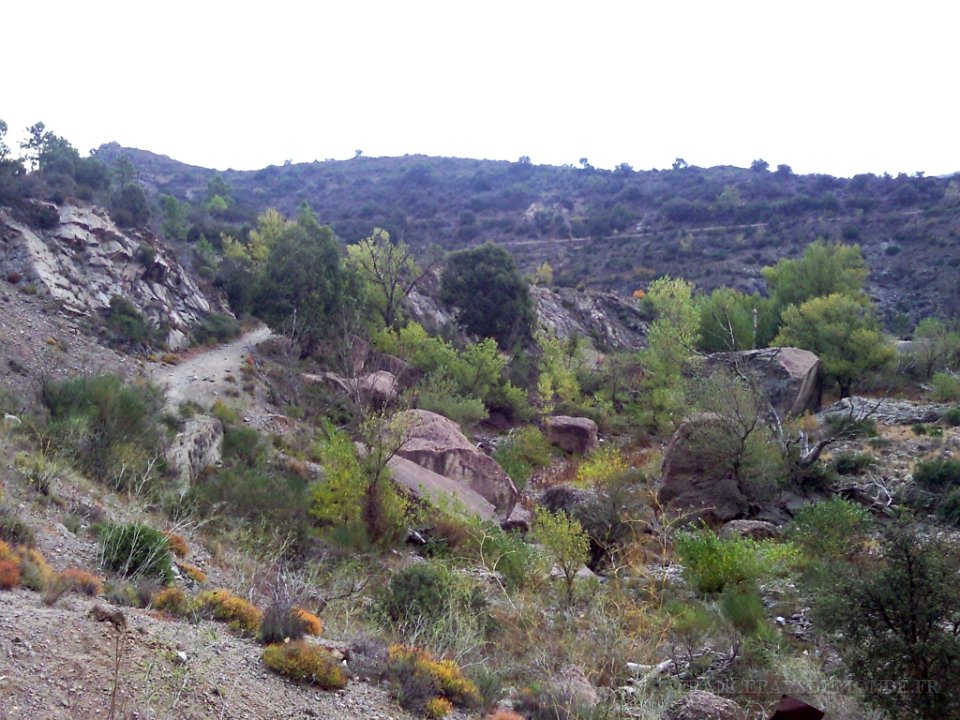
936,487,960,526
192,313,240,345
39,374,164,492
914,458,960,490
380,563,455,626
493,426,552,490
831,452,874,475
467,521,543,589
0,507,35,546
824,414,876,438
413,369,488,426
96,521,172,582
674,529,799,595
931,372,960,402
106,296,153,347
720,587,769,637
263,641,347,689
788,497,872,562
221,425,266,467
943,407,960,427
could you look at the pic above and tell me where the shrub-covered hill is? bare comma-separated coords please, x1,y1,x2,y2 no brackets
97,143,960,327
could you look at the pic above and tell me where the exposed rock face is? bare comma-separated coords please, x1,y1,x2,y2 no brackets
533,285,649,351
538,484,592,516
166,415,223,493
544,415,599,454
659,414,748,524
702,347,821,418
501,503,533,533
386,455,495,521
303,370,399,409
662,690,744,720
0,203,229,350
395,409,518,517
719,519,781,540
818,396,952,425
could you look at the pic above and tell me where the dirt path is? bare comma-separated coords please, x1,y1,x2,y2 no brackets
152,326,272,411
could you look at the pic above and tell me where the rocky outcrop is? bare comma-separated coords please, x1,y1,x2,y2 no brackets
386,455,496,521
662,690,744,720
544,415,599,454
395,409,517,517
719,519,781,540
702,347,821,418
166,415,223,493
303,370,399,409
0,203,229,350
659,414,748,524
818,396,952,425
533,286,649,351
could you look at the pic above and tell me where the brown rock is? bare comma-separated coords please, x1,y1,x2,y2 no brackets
659,413,748,524
501,504,533,533
703,347,821,418
386,455,496,521
544,415,599,454
719,519,782,541
395,409,518,517
663,690,744,720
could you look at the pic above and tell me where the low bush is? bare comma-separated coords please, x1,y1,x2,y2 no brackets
931,372,960,402
380,563,454,626
674,529,799,595
262,641,347,689
96,521,172,582
387,644,481,716
788,497,872,562
943,407,960,427
195,589,262,635
294,607,323,636
0,559,21,589
191,313,240,346
936,487,960,526
151,587,191,615
106,296,153,347
468,522,542,590
59,568,103,596
0,507,35,546
16,546,54,591
176,562,207,584
831,451,874,475
493,426,552,490
164,532,189,558
259,601,310,645
914,458,960,490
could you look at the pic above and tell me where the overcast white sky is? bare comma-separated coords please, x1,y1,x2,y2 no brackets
3,1,957,177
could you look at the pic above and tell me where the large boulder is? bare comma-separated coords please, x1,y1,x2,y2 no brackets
303,370,399,408
662,690,744,720
544,415,599,454
395,409,518,517
386,455,496,521
719,519,781,541
659,414,748,524
703,347,821,418
818,396,952,425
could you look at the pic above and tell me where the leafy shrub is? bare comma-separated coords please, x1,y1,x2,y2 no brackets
467,521,543,589
0,507,35,546
151,587,191,615
59,568,103,596
674,529,798,595
914,458,960,490
195,589,263,635
294,607,323,636
931,372,960,402
16,546,54,591
424,697,454,718
106,296,153,347
96,521,172,581
493,426,552,490
387,644,481,716
176,562,207,584
536,509,590,603
824,414,876,438
262,641,347,689
39,375,164,492
788,497,872,562
259,601,310,645
191,313,240,345
830,451,874,475
943,407,960,427
0,559,21,589
937,487,960,526
164,532,189,558
380,563,454,626
221,425,267,467
719,588,768,637
413,369,489,426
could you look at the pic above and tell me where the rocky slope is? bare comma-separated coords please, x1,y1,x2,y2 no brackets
0,202,230,350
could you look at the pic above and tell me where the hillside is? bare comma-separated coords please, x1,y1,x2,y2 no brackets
96,143,960,326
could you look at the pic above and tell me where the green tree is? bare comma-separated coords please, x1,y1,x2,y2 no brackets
816,527,960,720
774,293,893,397
697,287,769,352
113,154,136,191
158,194,188,242
535,509,589,604
20,122,49,171
910,317,960,379
761,240,869,338
346,228,433,330
440,242,534,349
252,205,353,356
0,119,9,160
